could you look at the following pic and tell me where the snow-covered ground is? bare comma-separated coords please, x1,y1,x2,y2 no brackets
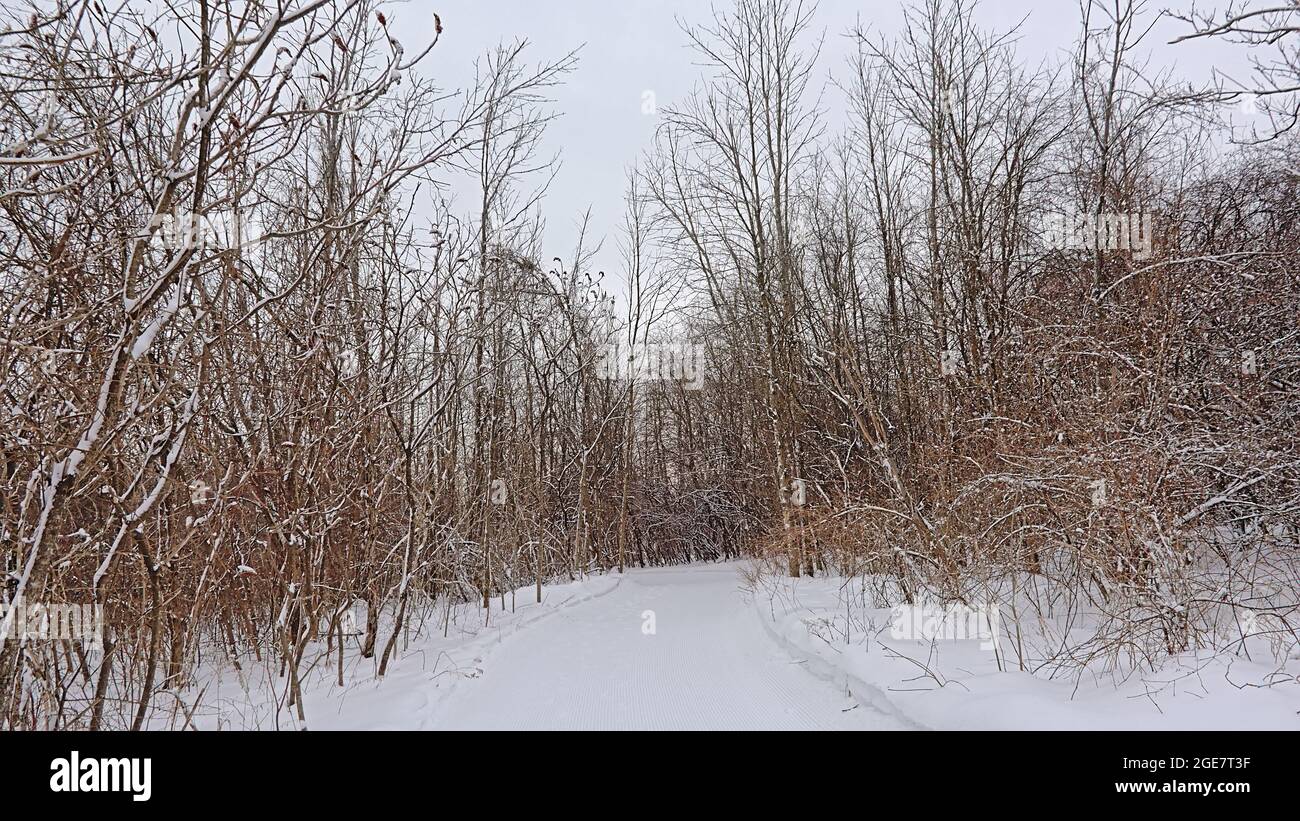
752,572,1300,731
176,562,898,730
427,563,897,729
169,561,1299,730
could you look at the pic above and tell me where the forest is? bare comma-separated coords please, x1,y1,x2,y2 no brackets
0,0,1297,730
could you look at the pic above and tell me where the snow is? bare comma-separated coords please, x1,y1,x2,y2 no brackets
160,562,1299,731
426,563,895,730
130,285,183,360
753,572,1300,731
171,563,900,730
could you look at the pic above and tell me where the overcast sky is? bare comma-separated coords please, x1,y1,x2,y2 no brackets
377,1,1249,285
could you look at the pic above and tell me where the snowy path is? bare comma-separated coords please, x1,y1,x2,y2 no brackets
425,563,903,730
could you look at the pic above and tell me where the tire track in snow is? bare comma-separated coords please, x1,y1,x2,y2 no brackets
426,563,907,730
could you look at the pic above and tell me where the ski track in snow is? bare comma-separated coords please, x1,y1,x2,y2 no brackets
424,563,904,730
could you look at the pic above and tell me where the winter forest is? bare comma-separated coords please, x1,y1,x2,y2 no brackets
1,0,1298,732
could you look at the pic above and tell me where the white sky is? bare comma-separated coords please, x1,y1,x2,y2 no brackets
378,0,1252,285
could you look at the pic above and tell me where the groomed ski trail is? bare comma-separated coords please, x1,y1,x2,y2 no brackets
426,563,904,730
